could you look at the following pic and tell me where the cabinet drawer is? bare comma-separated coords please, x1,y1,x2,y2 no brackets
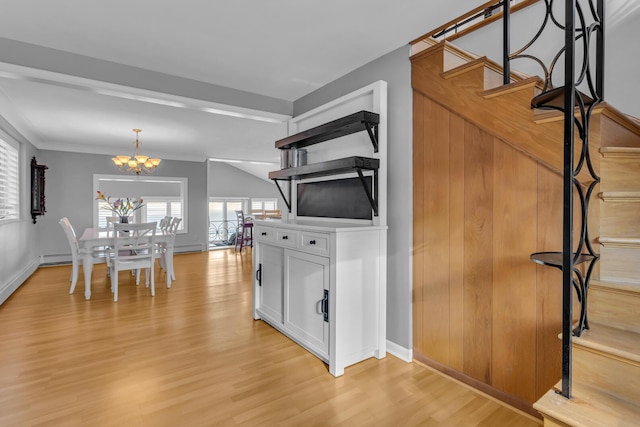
275,229,299,247
255,226,275,243
300,232,330,255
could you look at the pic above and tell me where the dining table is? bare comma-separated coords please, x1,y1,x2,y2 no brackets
78,227,175,300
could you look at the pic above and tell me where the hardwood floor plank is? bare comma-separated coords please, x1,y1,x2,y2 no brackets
0,250,539,426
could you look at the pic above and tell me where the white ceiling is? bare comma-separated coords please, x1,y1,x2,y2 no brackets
0,1,636,179
0,0,483,178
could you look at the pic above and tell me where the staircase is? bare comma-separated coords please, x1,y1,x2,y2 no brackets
534,144,640,427
412,39,640,426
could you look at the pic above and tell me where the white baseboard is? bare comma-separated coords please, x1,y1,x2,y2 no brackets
386,340,413,362
0,256,40,305
41,244,206,266
175,244,206,253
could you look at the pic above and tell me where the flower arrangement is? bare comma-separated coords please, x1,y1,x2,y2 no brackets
96,191,144,218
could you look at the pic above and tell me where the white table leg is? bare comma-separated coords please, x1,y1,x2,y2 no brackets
165,245,174,288
82,252,93,300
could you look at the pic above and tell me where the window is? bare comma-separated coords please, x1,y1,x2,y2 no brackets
0,138,19,221
251,198,278,212
94,175,187,232
142,197,183,230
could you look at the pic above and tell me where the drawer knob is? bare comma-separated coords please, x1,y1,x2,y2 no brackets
282,235,288,240
309,240,316,245
261,232,267,236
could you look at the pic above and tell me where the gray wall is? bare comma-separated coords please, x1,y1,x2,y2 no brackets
294,45,413,350
0,119,40,304
36,150,209,261
208,161,285,208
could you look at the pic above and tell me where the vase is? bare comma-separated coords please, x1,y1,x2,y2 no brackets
119,216,129,224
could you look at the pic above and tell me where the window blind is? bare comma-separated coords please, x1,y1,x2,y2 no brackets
0,139,19,221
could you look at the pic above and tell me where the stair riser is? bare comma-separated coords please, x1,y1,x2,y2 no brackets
443,49,474,73
600,201,640,237
589,284,640,333
573,345,640,404
599,246,640,284
601,157,640,193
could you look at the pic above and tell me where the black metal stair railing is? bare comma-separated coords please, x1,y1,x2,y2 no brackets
501,0,604,399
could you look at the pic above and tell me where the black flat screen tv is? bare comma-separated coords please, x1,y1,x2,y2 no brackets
297,176,373,220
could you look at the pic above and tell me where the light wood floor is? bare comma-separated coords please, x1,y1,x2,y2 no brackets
0,250,541,426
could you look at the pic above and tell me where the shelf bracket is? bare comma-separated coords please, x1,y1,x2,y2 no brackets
356,168,378,216
273,180,292,213
364,122,379,153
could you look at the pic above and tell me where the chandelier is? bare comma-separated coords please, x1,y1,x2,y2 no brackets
112,129,161,175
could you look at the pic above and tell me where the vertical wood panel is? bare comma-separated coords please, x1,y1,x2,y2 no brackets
411,78,566,407
491,141,538,403
462,122,494,383
413,92,426,355
421,97,451,365
535,165,564,397
449,113,465,371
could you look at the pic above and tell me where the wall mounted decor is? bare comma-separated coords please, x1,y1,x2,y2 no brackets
30,157,47,223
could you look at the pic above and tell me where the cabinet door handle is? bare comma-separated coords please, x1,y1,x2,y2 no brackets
256,264,262,286
261,232,267,236
282,235,288,240
322,290,329,323
309,240,316,245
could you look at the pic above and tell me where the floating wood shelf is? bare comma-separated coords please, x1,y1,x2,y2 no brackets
269,156,379,181
530,251,597,269
275,110,380,152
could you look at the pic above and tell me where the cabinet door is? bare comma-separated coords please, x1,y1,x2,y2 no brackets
284,249,330,358
258,244,284,323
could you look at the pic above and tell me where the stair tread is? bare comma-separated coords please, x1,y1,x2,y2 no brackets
534,381,640,427
601,146,640,157
598,236,640,247
482,76,543,98
573,322,640,364
591,279,640,294
599,191,640,201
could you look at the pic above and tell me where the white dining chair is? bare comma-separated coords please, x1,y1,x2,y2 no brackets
59,217,108,294
156,217,181,282
159,216,172,233
166,217,181,281
108,222,157,302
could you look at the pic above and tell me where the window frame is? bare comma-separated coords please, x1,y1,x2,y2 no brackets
93,174,188,233
0,136,20,223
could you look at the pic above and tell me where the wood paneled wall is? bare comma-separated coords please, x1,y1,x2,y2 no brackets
413,92,565,409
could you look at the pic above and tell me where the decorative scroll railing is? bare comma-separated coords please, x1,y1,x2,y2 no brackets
500,0,604,399
208,220,238,248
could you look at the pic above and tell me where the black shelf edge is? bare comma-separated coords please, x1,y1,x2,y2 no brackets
530,251,597,269
530,86,596,111
275,110,380,150
268,156,379,181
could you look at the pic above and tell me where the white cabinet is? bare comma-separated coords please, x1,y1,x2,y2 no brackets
284,249,329,358
256,244,284,323
253,220,386,377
